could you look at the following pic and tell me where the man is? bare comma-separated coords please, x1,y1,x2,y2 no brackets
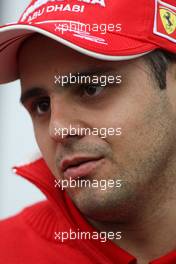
0,0,176,263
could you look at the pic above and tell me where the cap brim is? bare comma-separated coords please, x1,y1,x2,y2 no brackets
0,23,157,84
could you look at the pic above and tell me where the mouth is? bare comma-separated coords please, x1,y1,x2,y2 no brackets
61,156,104,180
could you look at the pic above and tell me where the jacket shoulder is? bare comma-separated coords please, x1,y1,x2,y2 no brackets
0,200,52,243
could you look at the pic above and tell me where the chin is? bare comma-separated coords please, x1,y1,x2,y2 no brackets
66,186,139,223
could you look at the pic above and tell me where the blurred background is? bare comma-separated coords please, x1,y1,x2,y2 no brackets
0,0,45,220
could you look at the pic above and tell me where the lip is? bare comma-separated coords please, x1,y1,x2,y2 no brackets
60,156,104,180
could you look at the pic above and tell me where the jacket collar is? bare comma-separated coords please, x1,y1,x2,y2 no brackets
13,157,176,264
13,157,137,264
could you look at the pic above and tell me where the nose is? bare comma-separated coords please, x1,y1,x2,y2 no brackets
49,99,84,144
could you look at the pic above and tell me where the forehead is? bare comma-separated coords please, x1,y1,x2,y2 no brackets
18,34,111,71
18,34,146,91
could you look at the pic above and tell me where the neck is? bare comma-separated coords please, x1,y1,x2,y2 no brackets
118,200,176,263
88,176,176,263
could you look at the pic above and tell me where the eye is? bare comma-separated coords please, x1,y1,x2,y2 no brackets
82,84,105,97
31,97,50,116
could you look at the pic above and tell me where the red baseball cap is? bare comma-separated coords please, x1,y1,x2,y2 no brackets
0,0,176,84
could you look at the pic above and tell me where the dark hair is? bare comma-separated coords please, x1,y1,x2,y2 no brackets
145,49,176,89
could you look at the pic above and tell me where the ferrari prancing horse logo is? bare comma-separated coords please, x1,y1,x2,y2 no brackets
160,8,176,34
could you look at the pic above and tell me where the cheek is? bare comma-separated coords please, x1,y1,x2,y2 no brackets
33,123,56,170
96,98,151,160
34,124,46,151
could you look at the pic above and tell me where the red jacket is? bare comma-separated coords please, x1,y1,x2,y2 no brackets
0,158,176,264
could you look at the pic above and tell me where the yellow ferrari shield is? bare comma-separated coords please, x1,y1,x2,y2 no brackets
160,8,176,34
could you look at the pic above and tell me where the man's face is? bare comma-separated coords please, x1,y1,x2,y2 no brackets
18,35,176,223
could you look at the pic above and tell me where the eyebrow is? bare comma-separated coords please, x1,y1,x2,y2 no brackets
20,87,46,105
55,67,116,88
20,67,116,104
